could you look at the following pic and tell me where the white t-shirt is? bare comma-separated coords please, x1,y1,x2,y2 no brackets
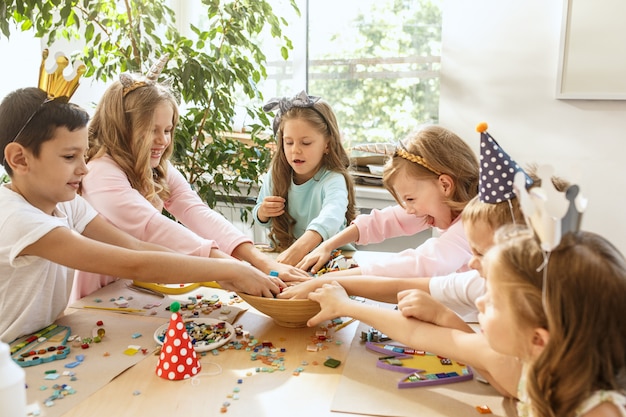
0,185,97,343
353,251,485,322
429,269,485,322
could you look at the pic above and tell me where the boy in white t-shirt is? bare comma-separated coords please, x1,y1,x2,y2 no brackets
0,86,283,343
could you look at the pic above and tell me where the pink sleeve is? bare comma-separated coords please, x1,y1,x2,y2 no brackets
163,163,252,255
70,271,121,303
81,156,219,257
352,204,430,245
360,218,472,277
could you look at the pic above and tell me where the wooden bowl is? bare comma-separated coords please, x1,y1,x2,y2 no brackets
236,292,321,328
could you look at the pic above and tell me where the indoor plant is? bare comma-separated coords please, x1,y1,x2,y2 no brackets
0,0,298,219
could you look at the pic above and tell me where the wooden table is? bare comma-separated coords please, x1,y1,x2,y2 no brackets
21,285,514,417
58,310,359,417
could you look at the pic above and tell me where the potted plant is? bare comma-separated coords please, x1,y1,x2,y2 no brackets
0,0,298,220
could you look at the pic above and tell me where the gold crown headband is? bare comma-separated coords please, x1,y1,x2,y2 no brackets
395,148,442,176
120,53,170,97
38,48,86,100
4,49,86,149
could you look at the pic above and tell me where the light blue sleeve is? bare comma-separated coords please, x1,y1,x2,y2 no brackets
252,171,273,229
305,172,349,241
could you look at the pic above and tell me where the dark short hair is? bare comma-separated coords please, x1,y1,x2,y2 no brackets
0,87,89,175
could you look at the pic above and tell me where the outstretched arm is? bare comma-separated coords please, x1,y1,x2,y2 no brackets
279,274,431,304
296,224,360,273
276,230,323,266
307,282,520,398
232,241,311,282
23,215,283,297
397,289,472,332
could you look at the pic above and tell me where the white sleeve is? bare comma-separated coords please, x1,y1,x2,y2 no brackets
429,269,485,322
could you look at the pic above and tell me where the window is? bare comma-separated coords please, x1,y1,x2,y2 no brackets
177,0,442,146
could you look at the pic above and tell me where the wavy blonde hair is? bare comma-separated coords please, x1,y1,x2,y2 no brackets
268,100,357,251
383,125,479,218
490,228,626,417
85,80,178,206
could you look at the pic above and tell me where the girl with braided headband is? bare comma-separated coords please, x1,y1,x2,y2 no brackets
295,125,478,278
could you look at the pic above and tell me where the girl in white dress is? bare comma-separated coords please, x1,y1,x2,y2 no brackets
476,228,626,417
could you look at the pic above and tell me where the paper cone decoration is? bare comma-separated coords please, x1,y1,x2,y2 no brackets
156,302,201,380
476,122,533,204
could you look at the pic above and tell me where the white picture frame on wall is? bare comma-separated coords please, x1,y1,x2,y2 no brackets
556,0,626,100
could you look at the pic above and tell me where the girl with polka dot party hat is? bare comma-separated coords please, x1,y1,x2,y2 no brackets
156,301,201,381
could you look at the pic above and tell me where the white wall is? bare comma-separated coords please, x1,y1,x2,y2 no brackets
439,0,626,253
0,32,39,100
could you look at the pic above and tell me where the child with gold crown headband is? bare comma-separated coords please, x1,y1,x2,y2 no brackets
0,51,291,343
296,124,479,281
252,90,357,266
71,56,311,302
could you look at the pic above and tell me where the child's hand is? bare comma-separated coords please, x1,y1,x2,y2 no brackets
296,242,333,273
397,289,446,323
276,245,305,266
277,230,322,267
276,278,325,299
216,262,284,298
256,196,285,222
398,289,474,333
267,262,311,283
306,281,350,327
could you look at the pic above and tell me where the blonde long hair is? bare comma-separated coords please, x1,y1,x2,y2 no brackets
491,228,626,417
268,100,357,251
383,125,479,218
85,80,178,206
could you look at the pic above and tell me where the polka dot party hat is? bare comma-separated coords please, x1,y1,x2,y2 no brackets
476,122,533,203
156,301,201,381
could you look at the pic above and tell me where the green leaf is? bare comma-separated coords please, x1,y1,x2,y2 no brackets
3,0,295,221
